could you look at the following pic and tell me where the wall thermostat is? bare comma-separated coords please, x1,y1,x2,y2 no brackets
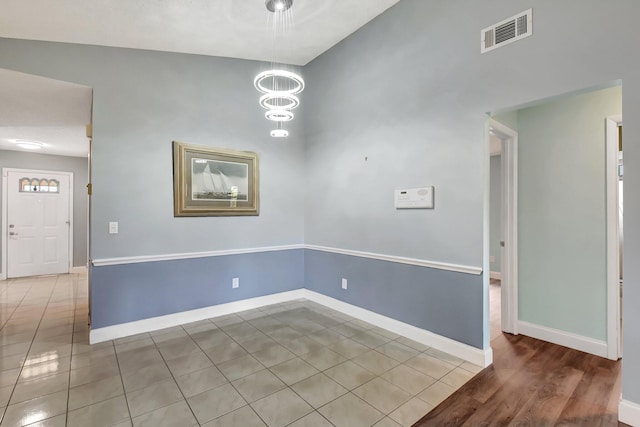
394,186,434,209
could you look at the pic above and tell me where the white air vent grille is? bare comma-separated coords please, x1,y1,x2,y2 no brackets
517,14,528,36
495,20,516,44
481,9,532,54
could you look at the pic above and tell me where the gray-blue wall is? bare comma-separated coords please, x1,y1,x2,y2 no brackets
0,41,306,260
0,40,306,340
301,0,640,407
305,250,483,347
2,0,640,410
0,149,88,269
92,249,304,328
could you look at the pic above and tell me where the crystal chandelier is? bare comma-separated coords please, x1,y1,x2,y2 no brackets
254,0,304,138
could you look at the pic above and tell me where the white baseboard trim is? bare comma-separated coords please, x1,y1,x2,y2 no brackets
90,289,306,344
302,289,492,367
90,288,491,368
490,271,502,280
518,320,608,358
619,399,640,426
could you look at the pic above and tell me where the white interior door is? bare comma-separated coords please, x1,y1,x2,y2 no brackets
7,170,71,278
489,119,519,336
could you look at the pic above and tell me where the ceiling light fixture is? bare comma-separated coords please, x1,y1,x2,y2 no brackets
265,0,293,13
259,93,300,111
271,128,289,138
13,139,44,150
255,0,304,138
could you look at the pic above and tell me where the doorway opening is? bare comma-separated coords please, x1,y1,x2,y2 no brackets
0,68,92,282
606,115,623,359
487,84,623,361
488,119,518,341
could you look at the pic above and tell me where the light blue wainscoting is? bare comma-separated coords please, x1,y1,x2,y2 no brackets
90,249,304,328
304,249,483,349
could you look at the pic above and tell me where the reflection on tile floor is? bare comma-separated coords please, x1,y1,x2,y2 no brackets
0,274,480,426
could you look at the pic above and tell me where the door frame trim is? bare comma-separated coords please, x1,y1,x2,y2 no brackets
487,119,519,335
606,115,622,360
1,168,74,280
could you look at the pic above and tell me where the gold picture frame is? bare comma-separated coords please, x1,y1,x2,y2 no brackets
172,141,259,217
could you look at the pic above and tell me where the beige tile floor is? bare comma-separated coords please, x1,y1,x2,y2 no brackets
0,273,481,426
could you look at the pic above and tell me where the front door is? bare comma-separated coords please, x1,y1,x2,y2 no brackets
7,170,71,278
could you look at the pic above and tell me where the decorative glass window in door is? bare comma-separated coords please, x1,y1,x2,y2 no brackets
19,177,60,193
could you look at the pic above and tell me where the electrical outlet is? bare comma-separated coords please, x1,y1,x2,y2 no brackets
341,278,347,290
108,222,118,234
232,277,239,289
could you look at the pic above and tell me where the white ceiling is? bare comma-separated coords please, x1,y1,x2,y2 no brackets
0,126,90,158
0,69,92,158
0,0,401,66
0,0,400,158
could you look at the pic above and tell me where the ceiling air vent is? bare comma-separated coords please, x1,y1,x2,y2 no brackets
481,9,532,53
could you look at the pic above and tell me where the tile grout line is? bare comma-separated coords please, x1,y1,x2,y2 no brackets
66,272,85,426
271,304,400,426
224,305,323,427
186,310,273,426
178,303,329,425
1,276,60,425
112,331,135,426
0,279,28,332
204,302,376,426
63,273,123,425
0,277,32,423
150,324,210,426
2,282,478,427
277,308,465,425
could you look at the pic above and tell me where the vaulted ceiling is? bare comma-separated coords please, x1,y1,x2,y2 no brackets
0,0,400,157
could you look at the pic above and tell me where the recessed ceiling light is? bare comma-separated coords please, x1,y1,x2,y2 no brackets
12,139,44,150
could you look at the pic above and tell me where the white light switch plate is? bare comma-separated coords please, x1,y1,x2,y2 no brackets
109,222,118,234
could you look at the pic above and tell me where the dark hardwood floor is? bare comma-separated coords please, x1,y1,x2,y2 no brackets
414,281,626,426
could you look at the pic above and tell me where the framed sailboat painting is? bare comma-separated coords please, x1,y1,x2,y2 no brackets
172,141,259,217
